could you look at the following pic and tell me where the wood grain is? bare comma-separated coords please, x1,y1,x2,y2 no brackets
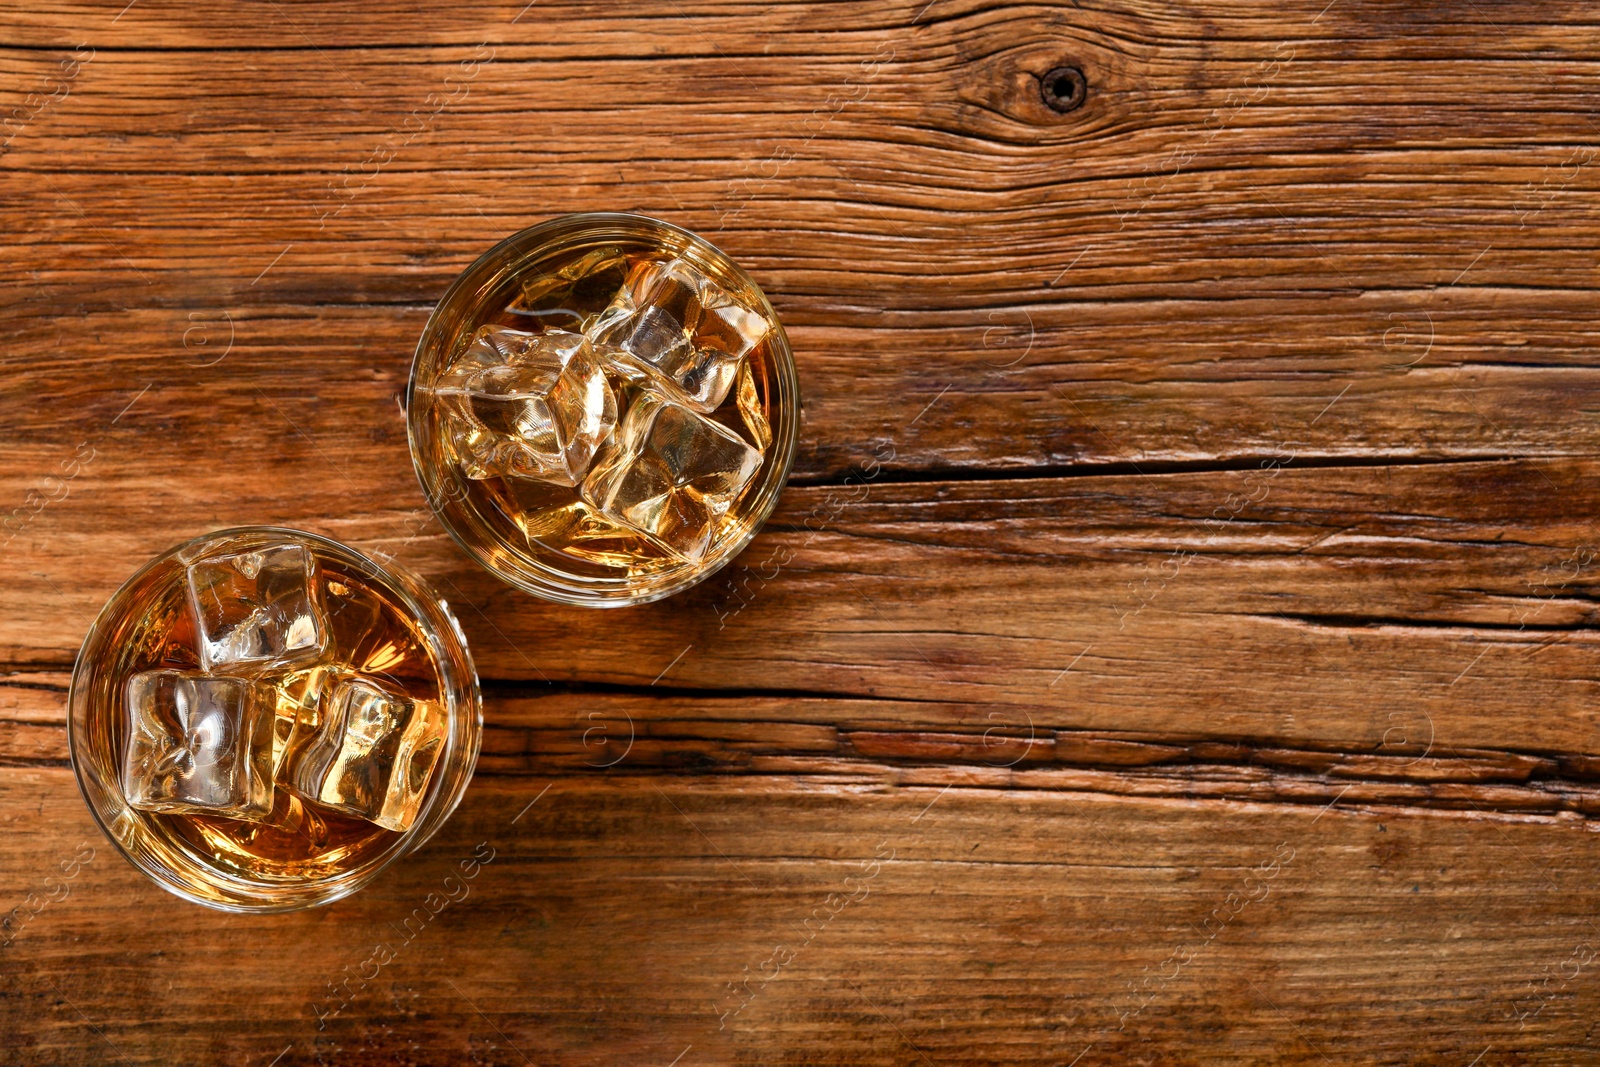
3,0,1600,1062
7,775,1600,1065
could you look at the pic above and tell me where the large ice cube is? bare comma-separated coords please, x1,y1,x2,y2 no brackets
430,325,616,486
588,258,769,413
581,392,763,562
186,542,327,673
708,360,772,452
507,246,630,330
279,674,445,833
270,663,340,774
527,502,673,568
476,477,667,570
122,669,276,820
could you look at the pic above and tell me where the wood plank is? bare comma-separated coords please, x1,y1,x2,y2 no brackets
4,0,1600,1061
1,2,1598,479
6,458,1600,758
4,772,1599,1064
14,673,1600,818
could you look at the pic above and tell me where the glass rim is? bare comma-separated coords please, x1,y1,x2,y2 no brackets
66,524,483,914
405,211,802,608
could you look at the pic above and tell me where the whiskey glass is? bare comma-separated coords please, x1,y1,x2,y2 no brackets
67,527,482,913
407,212,800,607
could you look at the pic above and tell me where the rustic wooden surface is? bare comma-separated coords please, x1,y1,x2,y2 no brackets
4,0,1600,1062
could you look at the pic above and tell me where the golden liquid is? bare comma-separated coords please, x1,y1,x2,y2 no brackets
82,551,444,884
421,244,780,580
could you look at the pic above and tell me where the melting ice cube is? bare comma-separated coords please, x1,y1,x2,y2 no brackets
482,476,671,569
581,392,762,562
708,360,771,452
588,258,769,413
507,246,631,331
122,669,276,820
431,325,616,486
279,674,446,833
186,541,327,673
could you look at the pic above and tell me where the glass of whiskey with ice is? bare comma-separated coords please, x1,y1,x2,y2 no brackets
68,527,482,912
407,213,800,606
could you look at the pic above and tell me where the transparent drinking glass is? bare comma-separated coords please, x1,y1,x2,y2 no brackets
407,212,800,607
68,527,482,913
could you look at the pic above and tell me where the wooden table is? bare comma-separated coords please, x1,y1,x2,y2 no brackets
4,1,1600,1062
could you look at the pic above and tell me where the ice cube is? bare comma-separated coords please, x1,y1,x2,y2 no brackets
477,477,666,569
430,326,616,486
733,361,771,451
122,669,276,820
588,258,769,413
527,500,673,568
581,392,763,562
709,360,771,452
186,541,327,673
279,674,446,833
507,246,630,329
271,663,340,774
